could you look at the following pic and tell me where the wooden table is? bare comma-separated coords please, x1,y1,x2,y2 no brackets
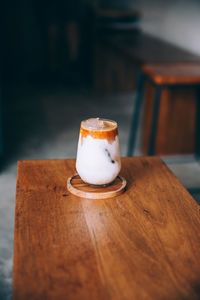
14,158,200,300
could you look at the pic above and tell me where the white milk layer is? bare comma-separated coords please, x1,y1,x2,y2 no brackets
76,135,121,185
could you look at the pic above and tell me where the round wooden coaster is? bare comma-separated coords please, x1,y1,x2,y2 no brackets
67,174,127,199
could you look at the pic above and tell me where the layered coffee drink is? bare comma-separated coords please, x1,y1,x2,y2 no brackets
76,118,121,185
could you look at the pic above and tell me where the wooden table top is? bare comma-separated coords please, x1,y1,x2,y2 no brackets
142,63,200,85
14,157,200,300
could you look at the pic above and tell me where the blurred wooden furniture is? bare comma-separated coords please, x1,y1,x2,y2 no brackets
128,63,200,156
14,158,200,300
95,32,200,92
95,9,140,31
95,32,200,154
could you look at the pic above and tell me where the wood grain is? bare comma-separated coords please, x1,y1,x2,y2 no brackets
14,158,200,300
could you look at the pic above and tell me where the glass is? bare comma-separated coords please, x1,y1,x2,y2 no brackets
76,118,121,185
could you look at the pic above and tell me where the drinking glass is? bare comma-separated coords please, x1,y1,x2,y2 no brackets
76,118,121,185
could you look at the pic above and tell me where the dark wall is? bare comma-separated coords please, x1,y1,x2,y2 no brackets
2,0,93,81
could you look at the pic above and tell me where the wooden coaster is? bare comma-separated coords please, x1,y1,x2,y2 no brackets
67,174,127,199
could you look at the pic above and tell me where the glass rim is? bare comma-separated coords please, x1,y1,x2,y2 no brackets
81,118,118,132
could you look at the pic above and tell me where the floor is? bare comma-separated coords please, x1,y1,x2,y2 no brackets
0,82,200,299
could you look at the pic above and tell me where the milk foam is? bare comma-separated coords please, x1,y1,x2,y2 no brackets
82,118,117,131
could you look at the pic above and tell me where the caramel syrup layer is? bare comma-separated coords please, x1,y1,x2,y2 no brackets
80,127,118,141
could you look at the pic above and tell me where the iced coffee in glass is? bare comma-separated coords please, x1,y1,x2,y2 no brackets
76,118,121,185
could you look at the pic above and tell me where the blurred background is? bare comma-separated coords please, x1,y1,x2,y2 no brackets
1,0,200,298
